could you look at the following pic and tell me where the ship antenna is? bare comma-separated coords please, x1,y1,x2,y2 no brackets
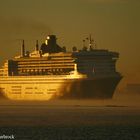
89,34,93,51
21,40,25,57
87,34,96,51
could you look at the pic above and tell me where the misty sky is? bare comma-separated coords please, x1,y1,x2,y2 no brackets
0,0,140,85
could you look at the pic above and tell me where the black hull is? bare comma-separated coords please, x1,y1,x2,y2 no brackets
58,76,122,99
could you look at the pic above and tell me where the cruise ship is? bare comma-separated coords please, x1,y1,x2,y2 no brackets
0,35,122,100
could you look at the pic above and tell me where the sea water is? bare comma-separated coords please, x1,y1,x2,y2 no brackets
0,93,140,140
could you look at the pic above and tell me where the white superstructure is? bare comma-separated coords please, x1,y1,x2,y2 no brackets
0,35,122,100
